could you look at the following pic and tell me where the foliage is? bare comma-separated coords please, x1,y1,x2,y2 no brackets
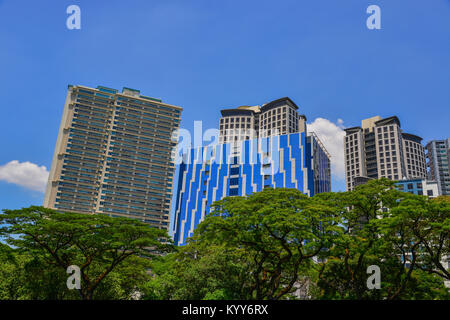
146,180,449,300
197,187,343,299
143,244,250,300
316,179,449,300
1,181,449,300
0,206,171,300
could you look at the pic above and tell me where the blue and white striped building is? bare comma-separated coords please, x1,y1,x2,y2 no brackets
173,131,331,246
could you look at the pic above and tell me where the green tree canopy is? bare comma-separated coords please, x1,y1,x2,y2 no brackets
1,180,449,300
317,179,449,300
0,206,172,300
185,187,342,299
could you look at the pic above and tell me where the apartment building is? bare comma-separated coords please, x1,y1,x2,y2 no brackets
344,116,426,191
173,97,330,245
218,97,307,143
173,132,331,246
426,139,450,196
43,85,182,230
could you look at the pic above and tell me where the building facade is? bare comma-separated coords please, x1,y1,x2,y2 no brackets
43,85,182,230
344,116,426,191
173,132,331,246
219,97,307,143
426,139,450,196
173,97,330,246
395,178,440,198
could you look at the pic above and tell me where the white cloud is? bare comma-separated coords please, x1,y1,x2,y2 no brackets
0,160,49,192
307,118,346,180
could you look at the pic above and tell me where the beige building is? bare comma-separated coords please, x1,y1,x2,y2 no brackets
344,116,426,191
218,97,307,144
43,85,182,230
402,133,427,179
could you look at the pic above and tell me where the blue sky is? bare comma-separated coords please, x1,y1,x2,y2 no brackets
0,0,449,217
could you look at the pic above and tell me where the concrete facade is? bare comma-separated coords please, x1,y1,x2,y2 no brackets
344,116,426,191
395,178,440,198
43,85,182,230
426,139,450,196
219,97,307,144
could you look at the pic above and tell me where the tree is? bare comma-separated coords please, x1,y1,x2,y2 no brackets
146,183,448,300
412,196,450,281
2,184,448,300
0,206,172,300
317,179,408,299
191,187,343,300
0,243,25,299
143,243,251,300
317,179,449,300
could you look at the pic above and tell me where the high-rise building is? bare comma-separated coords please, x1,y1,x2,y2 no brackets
173,98,331,246
219,97,307,143
426,139,450,195
344,116,426,191
43,85,182,230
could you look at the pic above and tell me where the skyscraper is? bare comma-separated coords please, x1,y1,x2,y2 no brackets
344,116,426,191
173,97,331,246
426,139,450,196
43,85,182,230
219,97,307,143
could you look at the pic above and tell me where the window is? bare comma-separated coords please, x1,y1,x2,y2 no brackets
230,178,239,185
230,167,239,175
229,188,239,196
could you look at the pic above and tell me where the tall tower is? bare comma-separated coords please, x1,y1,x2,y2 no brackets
426,139,450,195
344,116,426,191
43,85,182,230
173,97,330,246
218,97,307,144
